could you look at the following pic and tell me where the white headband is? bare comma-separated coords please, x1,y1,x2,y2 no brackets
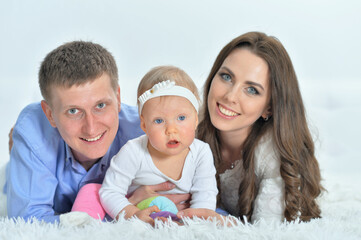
138,80,199,114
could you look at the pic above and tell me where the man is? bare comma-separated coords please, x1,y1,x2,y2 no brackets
5,41,187,223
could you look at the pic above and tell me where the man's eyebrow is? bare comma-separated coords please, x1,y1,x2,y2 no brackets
95,97,113,104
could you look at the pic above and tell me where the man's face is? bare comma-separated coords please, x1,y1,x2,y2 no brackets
41,73,120,170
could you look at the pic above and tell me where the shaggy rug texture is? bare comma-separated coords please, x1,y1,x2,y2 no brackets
1,169,360,240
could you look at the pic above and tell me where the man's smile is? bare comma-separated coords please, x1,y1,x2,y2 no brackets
80,131,106,142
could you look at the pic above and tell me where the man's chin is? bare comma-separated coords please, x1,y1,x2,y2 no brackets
72,148,108,164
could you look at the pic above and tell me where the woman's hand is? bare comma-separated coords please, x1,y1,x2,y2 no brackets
177,208,226,225
128,182,191,210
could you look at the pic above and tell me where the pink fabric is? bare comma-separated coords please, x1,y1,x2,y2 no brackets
71,183,106,220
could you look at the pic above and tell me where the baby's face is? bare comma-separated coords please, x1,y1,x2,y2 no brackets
140,96,198,158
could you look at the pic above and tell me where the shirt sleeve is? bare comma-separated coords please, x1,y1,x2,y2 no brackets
99,140,141,219
252,136,285,223
189,142,218,210
6,127,60,223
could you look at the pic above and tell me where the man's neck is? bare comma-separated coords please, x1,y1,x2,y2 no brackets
70,148,101,171
79,159,100,171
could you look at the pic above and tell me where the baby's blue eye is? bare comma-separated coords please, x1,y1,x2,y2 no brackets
68,108,79,115
247,87,258,95
178,115,186,121
154,119,164,124
221,73,231,82
96,103,106,109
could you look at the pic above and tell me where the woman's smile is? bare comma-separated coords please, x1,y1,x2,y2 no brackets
217,103,240,118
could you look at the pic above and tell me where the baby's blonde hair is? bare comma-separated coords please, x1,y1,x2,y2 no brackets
137,65,200,110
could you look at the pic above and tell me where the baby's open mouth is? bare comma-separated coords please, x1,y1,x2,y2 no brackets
168,140,179,145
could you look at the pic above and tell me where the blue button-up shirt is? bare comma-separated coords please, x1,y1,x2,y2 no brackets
5,102,143,223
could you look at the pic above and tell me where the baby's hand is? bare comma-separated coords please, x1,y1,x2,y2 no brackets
134,205,160,225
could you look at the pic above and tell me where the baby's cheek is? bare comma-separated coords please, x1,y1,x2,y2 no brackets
181,127,196,141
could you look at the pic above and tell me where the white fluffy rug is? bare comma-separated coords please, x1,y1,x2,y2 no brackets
1,177,361,240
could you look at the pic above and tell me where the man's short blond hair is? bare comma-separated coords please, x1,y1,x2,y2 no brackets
39,41,118,103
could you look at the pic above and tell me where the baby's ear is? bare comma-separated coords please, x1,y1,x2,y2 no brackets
140,115,147,133
195,114,199,129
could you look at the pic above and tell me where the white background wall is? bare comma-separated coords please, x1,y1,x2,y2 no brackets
1,0,360,183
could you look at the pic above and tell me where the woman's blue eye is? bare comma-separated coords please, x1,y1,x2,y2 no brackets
178,115,186,121
220,73,231,82
68,108,79,115
247,87,258,95
154,119,164,124
97,103,106,109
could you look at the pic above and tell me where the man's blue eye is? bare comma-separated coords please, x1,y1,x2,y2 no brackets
68,108,78,115
154,119,164,124
247,87,258,95
221,73,231,82
178,115,186,121
97,103,106,109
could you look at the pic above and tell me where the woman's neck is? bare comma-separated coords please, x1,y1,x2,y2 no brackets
219,129,249,164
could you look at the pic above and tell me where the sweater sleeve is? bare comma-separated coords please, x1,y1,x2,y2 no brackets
252,135,285,223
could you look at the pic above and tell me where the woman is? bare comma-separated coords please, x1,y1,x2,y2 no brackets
188,31,323,222
133,32,323,223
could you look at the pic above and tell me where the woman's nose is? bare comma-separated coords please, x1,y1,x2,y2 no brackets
224,85,240,104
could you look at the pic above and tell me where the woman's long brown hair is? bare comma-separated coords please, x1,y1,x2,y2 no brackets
197,32,323,222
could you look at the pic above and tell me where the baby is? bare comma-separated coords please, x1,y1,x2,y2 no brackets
71,66,217,224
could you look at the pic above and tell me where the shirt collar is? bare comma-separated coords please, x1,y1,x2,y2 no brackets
64,143,109,173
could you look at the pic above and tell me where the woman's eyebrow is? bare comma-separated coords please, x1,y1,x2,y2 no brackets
245,81,265,91
220,66,265,91
219,66,235,78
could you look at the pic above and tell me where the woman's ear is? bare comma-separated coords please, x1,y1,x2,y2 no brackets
41,100,57,128
261,106,272,120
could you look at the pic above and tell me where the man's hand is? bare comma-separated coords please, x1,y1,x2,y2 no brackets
128,182,191,210
163,193,190,211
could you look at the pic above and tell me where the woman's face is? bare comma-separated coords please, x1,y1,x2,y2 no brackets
207,48,271,137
